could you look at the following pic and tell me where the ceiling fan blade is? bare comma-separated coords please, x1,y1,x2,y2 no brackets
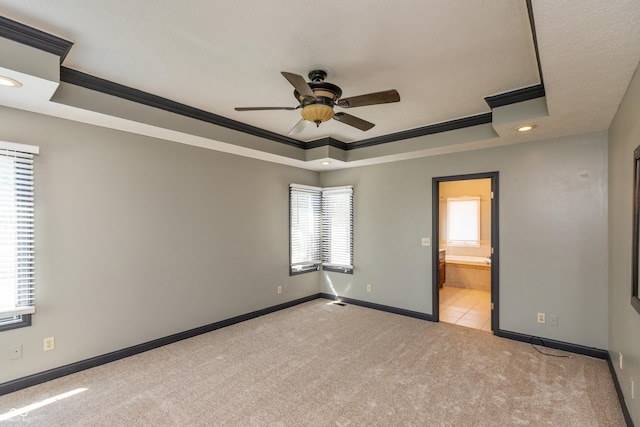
333,112,375,131
288,119,308,135
281,72,317,100
337,89,400,108
235,106,297,111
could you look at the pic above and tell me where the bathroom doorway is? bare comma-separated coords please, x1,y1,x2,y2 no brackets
432,172,499,333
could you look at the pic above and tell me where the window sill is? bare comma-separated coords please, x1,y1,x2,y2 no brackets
0,314,32,332
289,265,353,275
323,266,353,274
289,265,321,276
632,296,640,316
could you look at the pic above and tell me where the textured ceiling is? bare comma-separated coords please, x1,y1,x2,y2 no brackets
0,1,638,170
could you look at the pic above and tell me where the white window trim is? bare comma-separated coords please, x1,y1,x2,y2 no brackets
0,141,39,154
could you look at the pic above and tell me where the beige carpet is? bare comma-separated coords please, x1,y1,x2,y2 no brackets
0,300,626,426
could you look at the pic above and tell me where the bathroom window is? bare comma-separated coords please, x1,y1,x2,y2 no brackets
447,197,480,247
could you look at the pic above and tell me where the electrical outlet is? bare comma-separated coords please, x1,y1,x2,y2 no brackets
620,352,623,370
277,286,283,295
10,344,22,360
421,237,430,246
549,315,558,326
537,313,545,324
44,337,55,352
366,284,372,292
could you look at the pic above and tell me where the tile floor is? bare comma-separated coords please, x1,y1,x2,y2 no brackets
439,286,491,332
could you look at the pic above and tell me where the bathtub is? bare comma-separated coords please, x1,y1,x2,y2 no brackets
445,255,491,265
444,255,491,291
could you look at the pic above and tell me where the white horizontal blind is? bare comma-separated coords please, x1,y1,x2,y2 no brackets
322,186,353,270
0,148,36,318
447,197,480,247
290,185,322,272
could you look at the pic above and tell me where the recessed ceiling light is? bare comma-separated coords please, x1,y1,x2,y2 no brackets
321,161,331,165
517,125,536,132
0,76,22,88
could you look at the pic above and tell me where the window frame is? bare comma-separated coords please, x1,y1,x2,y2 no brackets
289,184,322,275
0,313,32,332
321,186,354,274
631,144,640,315
289,184,354,275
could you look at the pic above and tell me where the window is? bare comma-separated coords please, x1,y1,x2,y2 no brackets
289,184,353,275
632,144,640,315
322,187,353,273
0,142,38,332
289,185,322,274
447,197,480,247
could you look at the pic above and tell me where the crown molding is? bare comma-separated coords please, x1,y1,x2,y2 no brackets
60,67,305,149
347,113,494,150
0,16,72,61
305,137,348,150
484,85,546,109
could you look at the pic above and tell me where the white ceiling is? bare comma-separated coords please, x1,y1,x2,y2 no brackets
0,1,639,169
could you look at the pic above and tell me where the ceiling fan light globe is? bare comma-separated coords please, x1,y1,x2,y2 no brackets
301,104,334,124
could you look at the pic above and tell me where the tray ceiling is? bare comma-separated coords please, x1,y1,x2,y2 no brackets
0,1,638,170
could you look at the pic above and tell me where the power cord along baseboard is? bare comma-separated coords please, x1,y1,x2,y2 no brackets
529,336,571,358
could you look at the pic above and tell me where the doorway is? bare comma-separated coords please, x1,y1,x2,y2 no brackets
432,172,499,333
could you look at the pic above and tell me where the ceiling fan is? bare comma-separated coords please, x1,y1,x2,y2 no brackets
235,70,400,134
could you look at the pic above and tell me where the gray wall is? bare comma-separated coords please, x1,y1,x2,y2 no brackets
321,131,609,349
0,106,320,384
608,61,640,423
0,101,614,392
